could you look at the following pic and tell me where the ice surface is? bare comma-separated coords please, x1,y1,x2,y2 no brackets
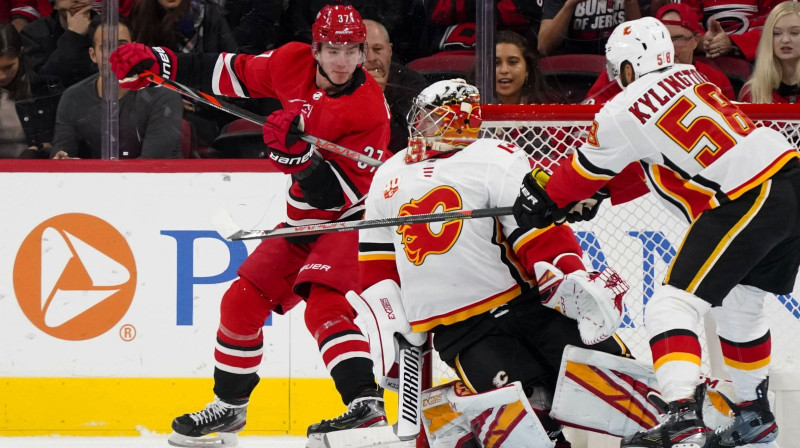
0,435,307,447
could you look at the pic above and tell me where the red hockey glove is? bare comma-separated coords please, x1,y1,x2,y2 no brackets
263,109,314,174
109,43,176,90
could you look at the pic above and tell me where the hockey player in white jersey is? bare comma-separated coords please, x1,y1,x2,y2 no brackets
513,17,800,448
354,78,633,447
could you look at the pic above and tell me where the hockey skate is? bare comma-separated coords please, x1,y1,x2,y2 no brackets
621,383,711,448
306,388,388,447
168,397,248,447
706,378,778,447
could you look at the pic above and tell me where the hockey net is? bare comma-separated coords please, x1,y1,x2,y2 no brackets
420,103,800,438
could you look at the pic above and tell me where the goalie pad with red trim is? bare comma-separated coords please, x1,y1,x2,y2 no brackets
421,380,554,448
550,345,739,437
346,279,427,392
534,261,627,345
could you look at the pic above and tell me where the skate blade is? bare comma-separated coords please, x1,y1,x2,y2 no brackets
168,431,238,447
317,426,417,448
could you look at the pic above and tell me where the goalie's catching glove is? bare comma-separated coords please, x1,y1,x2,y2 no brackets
109,43,176,90
534,261,628,344
263,109,315,174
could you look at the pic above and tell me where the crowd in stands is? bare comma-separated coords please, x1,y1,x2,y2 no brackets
1,0,798,159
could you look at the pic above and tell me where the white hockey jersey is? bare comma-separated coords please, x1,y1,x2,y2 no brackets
359,139,583,332
547,63,798,222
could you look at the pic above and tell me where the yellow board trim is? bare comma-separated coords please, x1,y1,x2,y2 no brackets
0,378,400,436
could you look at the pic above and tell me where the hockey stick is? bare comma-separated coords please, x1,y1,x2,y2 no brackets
212,206,514,241
129,70,384,167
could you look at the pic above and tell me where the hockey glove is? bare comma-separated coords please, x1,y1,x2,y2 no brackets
109,43,176,90
263,109,314,174
513,169,567,229
534,261,628,344
566,188,609,223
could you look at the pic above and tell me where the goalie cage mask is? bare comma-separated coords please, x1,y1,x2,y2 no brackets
405,78,482,164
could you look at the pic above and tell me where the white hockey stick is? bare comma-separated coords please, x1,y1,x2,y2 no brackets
211,206,514,241
129,70,384,167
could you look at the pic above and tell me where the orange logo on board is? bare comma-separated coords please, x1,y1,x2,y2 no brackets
396,186,463,266
13,213,137,341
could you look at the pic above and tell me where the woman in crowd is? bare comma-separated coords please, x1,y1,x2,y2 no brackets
0,23,60,158
740,1,800,103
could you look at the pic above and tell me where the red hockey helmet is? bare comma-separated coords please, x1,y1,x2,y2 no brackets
312,4,367,45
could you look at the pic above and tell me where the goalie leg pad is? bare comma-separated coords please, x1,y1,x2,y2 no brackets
346,280,426,391
551,346,739,437
534,262,628,345
421,380,555,448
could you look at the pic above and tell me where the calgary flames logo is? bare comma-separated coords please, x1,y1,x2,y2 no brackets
396,186,463,266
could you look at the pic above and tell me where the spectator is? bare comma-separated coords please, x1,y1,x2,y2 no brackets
20,0,97,89
1,0,52,32
224,0,283,54
129,0,238,150
538,0,642,55
652,0,784,62
584,3,734,104
740,1,800,103
130,0,237,54
0,22,61,158
51,15,183,159
363,19,427,154
495,30,562,105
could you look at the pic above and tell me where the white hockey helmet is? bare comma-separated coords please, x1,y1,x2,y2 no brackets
605,17,674,87
405,78,482,163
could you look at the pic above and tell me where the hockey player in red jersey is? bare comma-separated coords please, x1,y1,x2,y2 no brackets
109,3,391,447
354,78,633,446
513,17,799,448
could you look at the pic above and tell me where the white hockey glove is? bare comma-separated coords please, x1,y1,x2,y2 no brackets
346,279,427,392
534,261,628,345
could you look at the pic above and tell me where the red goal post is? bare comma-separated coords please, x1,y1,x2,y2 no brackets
416,103,800,447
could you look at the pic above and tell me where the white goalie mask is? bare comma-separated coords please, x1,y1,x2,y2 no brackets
405,78,482,163
605,17,675,88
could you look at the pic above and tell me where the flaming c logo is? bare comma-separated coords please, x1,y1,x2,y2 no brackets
13,213,137,341
623,26,632,35
396,186,463,265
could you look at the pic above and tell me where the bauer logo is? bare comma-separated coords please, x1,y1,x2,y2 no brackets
13,213,137,341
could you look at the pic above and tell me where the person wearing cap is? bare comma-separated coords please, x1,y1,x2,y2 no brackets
583,3,734,104
108,3,392,447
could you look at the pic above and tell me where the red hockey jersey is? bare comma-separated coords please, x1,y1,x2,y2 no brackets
211,42,392,225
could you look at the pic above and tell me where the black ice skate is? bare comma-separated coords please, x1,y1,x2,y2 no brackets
306,388,388,445
706,378,778,447
621,383,711,448
168,397,248,447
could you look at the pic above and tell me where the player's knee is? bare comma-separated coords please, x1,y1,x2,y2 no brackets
304,284,356,337
220,277,276,334
712,285,769,340
646,285,711,334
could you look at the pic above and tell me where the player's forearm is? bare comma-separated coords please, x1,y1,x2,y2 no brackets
293,154,345,209
537,14,572,54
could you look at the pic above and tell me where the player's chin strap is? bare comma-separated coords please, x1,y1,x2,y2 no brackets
317,64,359,90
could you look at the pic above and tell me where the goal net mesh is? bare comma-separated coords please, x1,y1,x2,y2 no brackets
425,104,800,388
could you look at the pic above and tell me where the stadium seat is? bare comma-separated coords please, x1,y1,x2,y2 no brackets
695,56,752,99
211,118,267,158
407,51,476,83
538,54,607,103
